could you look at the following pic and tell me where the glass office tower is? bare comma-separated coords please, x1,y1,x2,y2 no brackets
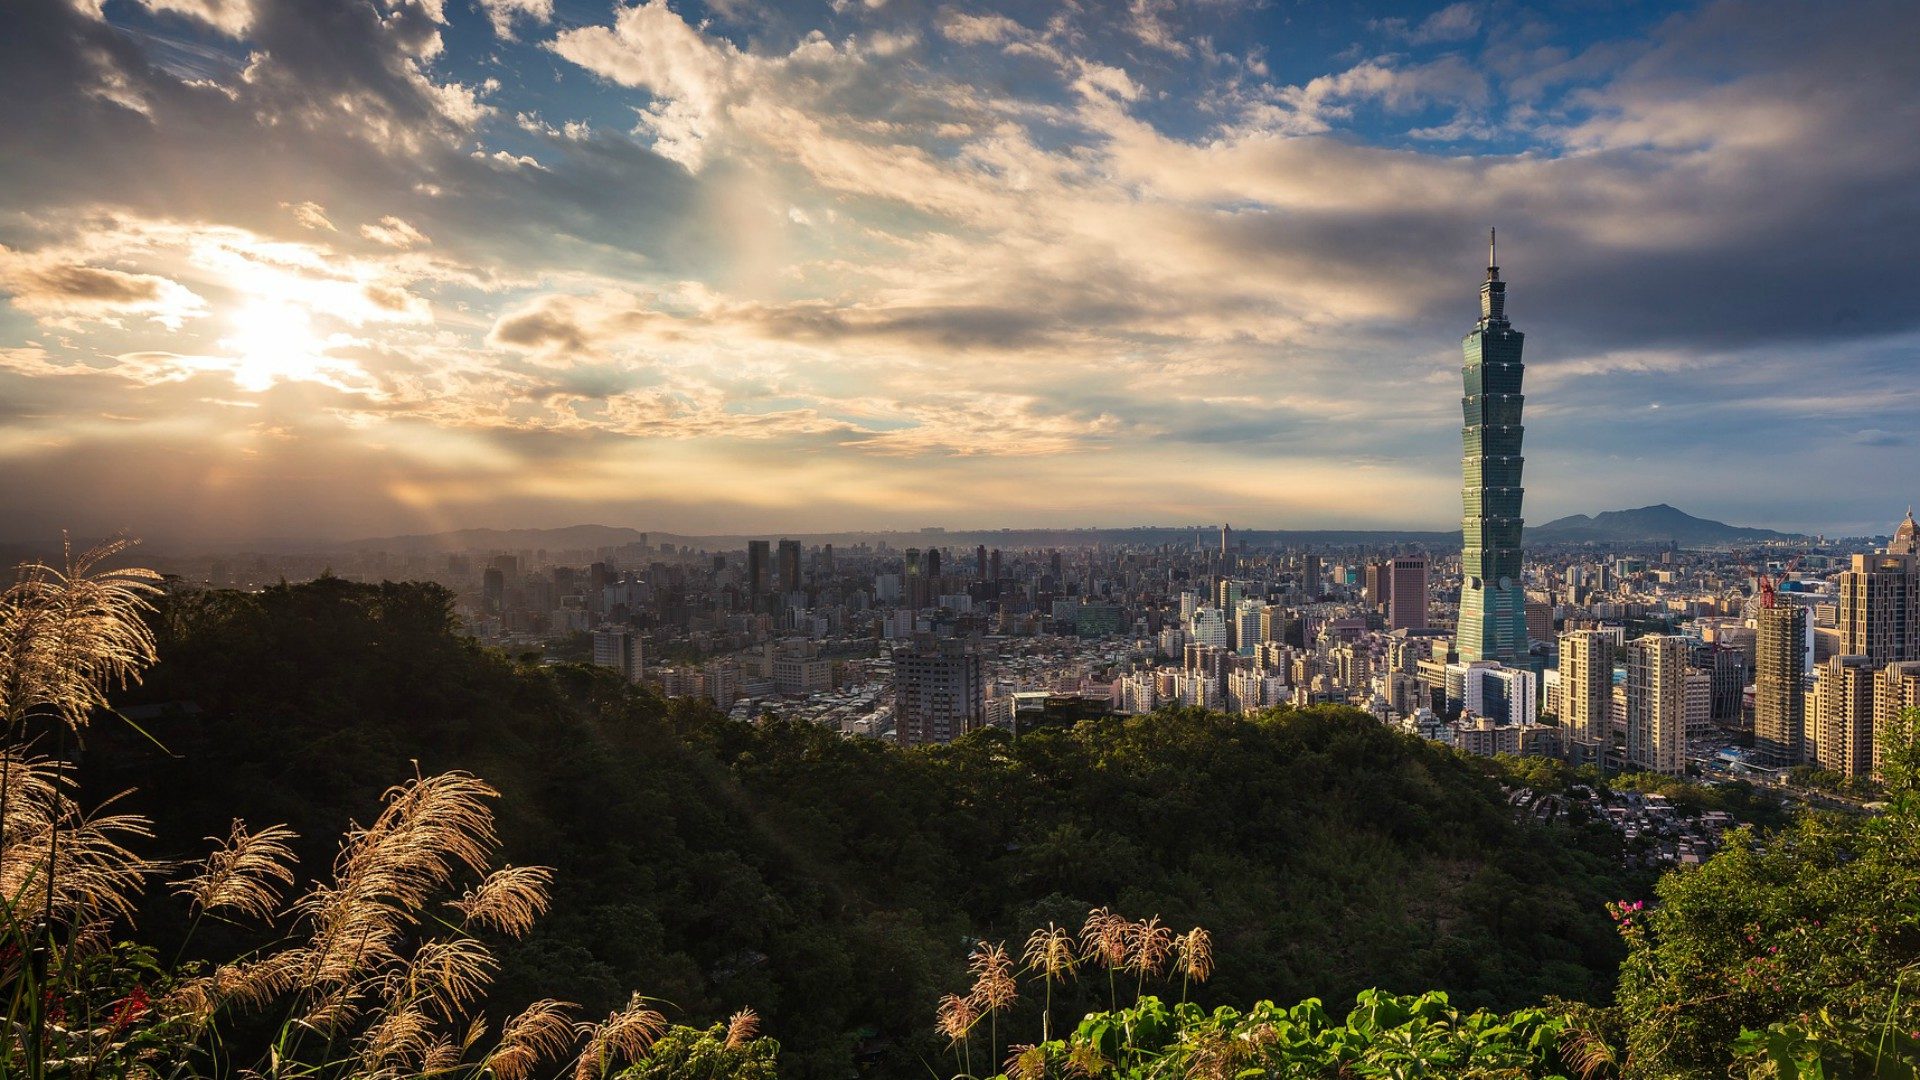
1456,231,1529,663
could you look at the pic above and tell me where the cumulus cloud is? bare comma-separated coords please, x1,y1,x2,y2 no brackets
937,11,1024,45
1372,3,1481,45
360,216,431,248
3,0,1920,538
284,201,337,231
125,0,255,36
0,247,209,329
476,0,553,39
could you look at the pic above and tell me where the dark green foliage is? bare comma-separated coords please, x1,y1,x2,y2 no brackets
1611,808,1920,1078
986,990,1572,1079
620,1023,781,1080
97,580,1633,1079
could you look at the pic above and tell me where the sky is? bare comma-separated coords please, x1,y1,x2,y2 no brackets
1,0,1916,543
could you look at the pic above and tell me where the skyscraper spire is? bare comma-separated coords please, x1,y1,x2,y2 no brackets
1479,226,1508,325
1456,231,1527,664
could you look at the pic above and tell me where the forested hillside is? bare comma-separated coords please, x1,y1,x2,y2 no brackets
92,578,1633,1077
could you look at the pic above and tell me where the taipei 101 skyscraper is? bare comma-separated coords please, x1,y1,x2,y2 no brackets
1455,230,1528,663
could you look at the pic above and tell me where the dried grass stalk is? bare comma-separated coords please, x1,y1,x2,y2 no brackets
174,820,298,923
449,864,551,939
574,994,667,1080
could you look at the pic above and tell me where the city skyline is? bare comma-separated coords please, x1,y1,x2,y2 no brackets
4,0,1919,542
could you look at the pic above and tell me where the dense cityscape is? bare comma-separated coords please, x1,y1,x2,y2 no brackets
132,242,1910,824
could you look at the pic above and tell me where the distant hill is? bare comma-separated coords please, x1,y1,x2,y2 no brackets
1530,504,1802,547
336,524,650,553
327,524,1461,553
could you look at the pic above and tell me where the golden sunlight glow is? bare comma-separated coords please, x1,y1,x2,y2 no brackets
216,300,370,393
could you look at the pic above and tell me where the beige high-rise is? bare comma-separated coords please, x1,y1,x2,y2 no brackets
1838,549,1920,664
1755,604,1807,766
1626,635,1691,776
1875,661,1920,780
1559,629,1614,747
1815,654,1876,778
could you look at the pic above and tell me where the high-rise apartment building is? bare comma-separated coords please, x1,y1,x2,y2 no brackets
893,637,984,746
1875,661,1920,780
1559,629,1615,748
1456,231,1528,663
1838,545,1919,664
1755,603,1809,765
591,626,644,683
1388,556,1429,631
1814,654,1877,778
1461,663,1535,726
1626,635,1690,775
1684,668,1713,741
1692,642,1749,728
1259,604,1290,647
1235,599,1264,658
1189,606,1230,649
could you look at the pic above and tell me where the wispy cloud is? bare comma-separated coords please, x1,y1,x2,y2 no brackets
0,0,1916,539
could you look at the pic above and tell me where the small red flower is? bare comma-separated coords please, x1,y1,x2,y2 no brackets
109,985,151,1032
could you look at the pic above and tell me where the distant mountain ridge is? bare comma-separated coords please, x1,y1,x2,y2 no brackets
337,524,649,553
154,507,1799,556
1530,504,1802,546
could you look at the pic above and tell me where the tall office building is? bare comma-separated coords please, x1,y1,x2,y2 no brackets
1455,230,1529,663
988,548,1002,583
904,548,929,609
776,538,803,595
1755,603,1809,765
1215,577,1244,615
1300,554,1321,599
893,638,985,746
1626,635,1690,776
975,544,988,580
1814,654,1876,778
746,540,770,598
1235,599,1264,658
1559,629,1615,748
591,627,644,684
1387,556,1429,631
1220,523,1232,556
1364,563,1388,613
1524,601,1553,645
1838,539,1919,664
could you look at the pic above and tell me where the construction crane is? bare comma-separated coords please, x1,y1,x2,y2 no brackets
1742,551,1806,611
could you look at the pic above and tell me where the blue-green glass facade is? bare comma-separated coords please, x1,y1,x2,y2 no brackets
1456,245,1528,662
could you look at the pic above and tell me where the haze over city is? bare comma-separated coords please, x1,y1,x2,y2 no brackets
4,0,1917,543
